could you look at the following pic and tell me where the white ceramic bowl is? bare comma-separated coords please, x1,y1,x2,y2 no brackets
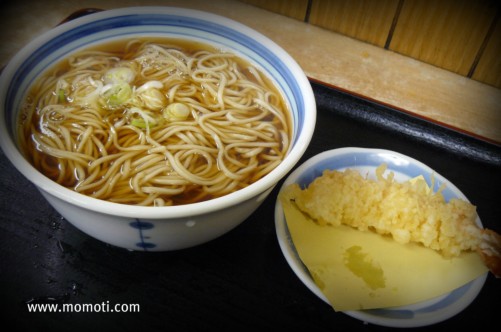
0,7,316,251
275,147,487,327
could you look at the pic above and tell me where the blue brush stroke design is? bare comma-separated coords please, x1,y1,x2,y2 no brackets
129,219,156,251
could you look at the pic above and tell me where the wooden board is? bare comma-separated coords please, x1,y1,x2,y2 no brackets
308,0,400,48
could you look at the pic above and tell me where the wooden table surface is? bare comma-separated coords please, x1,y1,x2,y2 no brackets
1,0,500,144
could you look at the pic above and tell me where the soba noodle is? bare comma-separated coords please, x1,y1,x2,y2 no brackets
18,39,291,206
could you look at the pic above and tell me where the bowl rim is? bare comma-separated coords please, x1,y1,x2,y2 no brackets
0,6,316,219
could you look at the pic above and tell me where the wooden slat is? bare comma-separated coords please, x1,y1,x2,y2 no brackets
308,0,400,48
389,0,496,76
1,0,500,143
472,15,501,89
238,0,309,21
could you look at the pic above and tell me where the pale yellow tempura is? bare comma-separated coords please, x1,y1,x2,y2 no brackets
285,164,482,258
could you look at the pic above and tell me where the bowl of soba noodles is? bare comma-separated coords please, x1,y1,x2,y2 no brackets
0,7,316,250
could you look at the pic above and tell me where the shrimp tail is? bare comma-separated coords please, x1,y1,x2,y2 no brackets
477,228,501,278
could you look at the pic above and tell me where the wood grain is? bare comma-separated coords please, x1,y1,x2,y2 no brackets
472,14,501,89
389,0,496,76
1,0,500,143
238,0,309,21
308,0,400,47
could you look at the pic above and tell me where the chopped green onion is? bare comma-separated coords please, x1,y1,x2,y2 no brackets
57,89,66,103
138,88,166,111
131,118,155,129
102,82,132,108
55,79,69,104
163,103,190,121
127,107,159,131
103,67,135,84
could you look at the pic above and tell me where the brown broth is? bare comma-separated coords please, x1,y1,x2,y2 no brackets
19,38,292,206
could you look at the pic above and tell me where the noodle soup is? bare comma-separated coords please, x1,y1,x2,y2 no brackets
18,38,291,207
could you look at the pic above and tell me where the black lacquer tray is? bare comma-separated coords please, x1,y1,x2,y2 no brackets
1,79,500,331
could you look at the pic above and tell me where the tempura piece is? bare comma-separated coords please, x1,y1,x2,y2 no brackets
284,164,501,277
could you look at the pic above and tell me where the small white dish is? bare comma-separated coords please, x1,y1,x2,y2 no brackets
274,147,488,328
